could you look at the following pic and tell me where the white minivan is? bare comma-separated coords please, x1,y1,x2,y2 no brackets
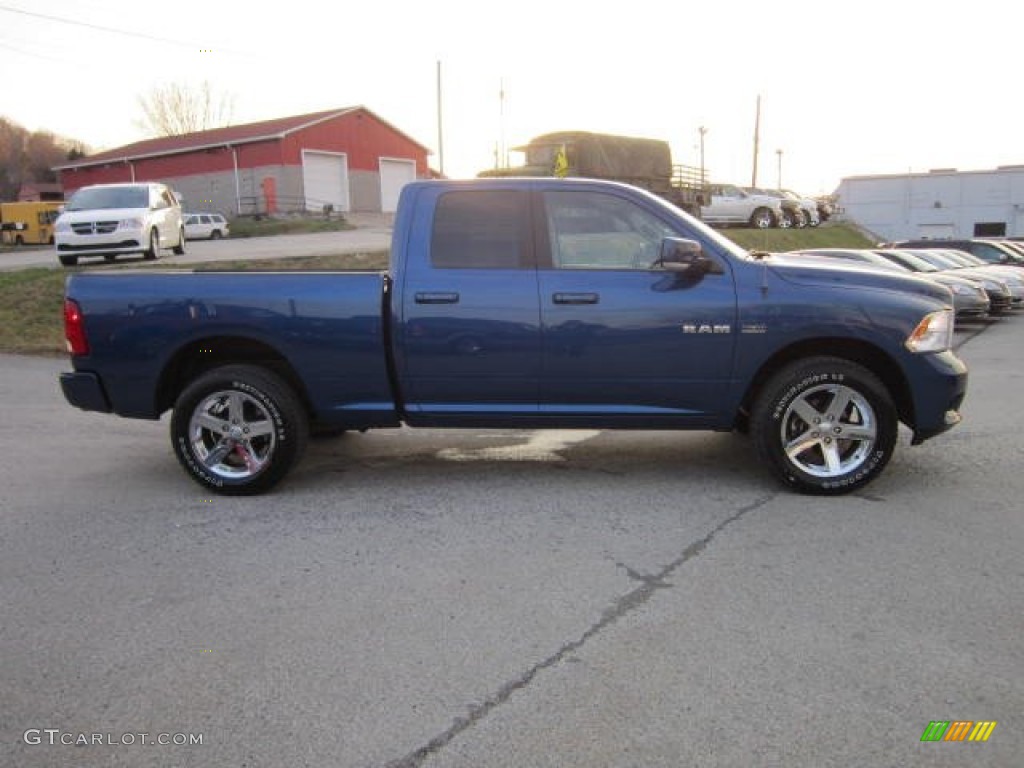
55,182,186,266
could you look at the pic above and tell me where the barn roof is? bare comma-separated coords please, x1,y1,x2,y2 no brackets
56,106,429,170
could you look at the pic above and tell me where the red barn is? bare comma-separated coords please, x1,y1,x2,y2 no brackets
54,106,431,215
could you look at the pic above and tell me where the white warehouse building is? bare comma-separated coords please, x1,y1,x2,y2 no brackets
835,166,1024,241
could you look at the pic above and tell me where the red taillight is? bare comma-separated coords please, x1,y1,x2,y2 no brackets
64,298,90,356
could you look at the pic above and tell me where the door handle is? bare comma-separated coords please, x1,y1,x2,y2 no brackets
414,292,460,304
553,292,599,305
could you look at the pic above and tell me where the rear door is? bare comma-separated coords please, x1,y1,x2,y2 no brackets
536,186,738,426
397,186,542,422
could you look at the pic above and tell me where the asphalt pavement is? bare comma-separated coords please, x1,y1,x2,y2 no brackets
1,316,1021,767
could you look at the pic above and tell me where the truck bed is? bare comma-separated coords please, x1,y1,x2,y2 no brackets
64,270,400,427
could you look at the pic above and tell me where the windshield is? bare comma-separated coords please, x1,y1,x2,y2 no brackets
908,250,960,269
877,250,939,272
937,250,977,267
67,186,149,211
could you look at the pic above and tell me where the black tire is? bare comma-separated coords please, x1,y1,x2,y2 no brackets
778,210,794,229
172,227,186,255
143,229,159,260
58,254,78,267
14,235,24,246
794,210,808,228
751,357,897,495
210,229,222,240
104,254,116,263
749,207,773,229
170,365,309,495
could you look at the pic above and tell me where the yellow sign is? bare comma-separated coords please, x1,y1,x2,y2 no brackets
553,145,569,178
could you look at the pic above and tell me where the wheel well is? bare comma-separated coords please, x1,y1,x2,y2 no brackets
156,336,313,417
737,338,914,429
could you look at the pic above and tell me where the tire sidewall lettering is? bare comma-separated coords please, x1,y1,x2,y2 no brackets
771,372,846,422
231,379,287,443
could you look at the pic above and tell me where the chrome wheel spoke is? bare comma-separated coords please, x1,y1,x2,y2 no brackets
234,442,263,473
840,423,876,442
203,440,234,468
829,388,854,421
246,420,275,438
822,442,843,474
195,412,227,435
792,399,823,427
785,430,821,460
228,393,245,423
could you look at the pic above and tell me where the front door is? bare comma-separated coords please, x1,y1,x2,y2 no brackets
537,187,738,426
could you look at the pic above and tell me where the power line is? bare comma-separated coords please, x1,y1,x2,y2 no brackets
0,36,68,63
0,4,213,49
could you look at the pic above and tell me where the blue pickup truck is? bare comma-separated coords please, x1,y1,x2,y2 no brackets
60,179,967,496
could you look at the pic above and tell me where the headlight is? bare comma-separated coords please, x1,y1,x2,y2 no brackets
119,218,144,230
905,309,954,353
949,284,970,295
55,219,71,233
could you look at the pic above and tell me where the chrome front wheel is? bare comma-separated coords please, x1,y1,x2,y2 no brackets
752,358,898,495
780,384,877,478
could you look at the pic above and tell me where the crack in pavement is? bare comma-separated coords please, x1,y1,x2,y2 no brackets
385,492,778,768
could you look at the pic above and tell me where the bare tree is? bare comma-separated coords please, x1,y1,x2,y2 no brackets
0,116,87,200
137,80,235,137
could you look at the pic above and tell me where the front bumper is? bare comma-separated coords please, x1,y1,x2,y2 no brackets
60,371,112,413
951,293,990,317
56,225,146,255
909,349,968,445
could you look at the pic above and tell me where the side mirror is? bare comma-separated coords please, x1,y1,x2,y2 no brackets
658,238,723,275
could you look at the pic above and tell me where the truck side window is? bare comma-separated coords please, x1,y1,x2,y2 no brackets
430,190,530,269
543,190,677,270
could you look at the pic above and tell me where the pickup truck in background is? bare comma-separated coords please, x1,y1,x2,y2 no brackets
700,183,787,228
60,179,967,496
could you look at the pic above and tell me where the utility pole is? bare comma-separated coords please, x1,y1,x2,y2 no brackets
751,95,761,188
698,125,708,185
498,78,507,170
436,60,444,176
776,148,783,190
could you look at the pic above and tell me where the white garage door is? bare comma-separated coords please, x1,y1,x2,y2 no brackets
379,158,417,213
302,151,350,213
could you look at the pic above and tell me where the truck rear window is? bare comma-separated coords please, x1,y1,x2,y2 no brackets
430,190,530,269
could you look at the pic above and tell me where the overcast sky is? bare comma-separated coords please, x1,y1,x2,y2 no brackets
0,0,1018,196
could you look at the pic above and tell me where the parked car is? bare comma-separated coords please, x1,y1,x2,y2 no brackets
747,188,819,228
889,238,1024,268
781,190,821,227
788,248,990,319
184,213,230,240
815,196,836,222
54,182,185,266
875,249,1016,314
912,249,1024,309
700,183,786,228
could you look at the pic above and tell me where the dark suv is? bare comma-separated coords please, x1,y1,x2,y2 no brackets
890,239,1024,267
